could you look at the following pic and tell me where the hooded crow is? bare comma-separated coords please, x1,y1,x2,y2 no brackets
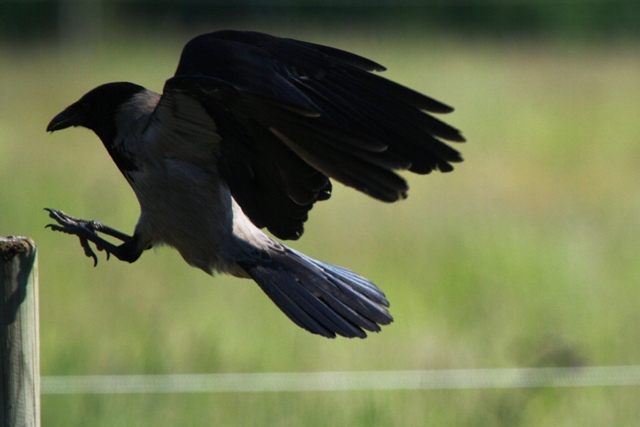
46,30,465,338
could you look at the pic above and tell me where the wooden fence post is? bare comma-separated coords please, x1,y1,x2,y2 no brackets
0,237,40,427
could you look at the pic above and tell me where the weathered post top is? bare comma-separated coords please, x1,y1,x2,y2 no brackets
0,237,40,427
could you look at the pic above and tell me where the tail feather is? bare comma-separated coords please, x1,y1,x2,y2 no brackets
239,246,393,338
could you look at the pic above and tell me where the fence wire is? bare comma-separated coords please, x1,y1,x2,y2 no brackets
41,365,640,394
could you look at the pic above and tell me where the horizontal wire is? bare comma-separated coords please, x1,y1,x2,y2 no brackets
41,365,640,395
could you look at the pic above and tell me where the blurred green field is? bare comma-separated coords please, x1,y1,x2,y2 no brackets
2,27,640,426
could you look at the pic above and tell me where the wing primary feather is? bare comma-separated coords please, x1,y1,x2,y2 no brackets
270,127,408,202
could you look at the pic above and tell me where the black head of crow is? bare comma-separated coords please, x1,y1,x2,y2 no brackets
46,30,465,339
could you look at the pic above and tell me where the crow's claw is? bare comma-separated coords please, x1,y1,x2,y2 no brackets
80,237,99,266
45,208,103,265
44,208,120,266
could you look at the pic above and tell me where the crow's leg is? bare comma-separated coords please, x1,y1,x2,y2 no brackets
45,208,144,266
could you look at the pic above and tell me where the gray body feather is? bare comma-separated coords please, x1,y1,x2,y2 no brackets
121,91,269,277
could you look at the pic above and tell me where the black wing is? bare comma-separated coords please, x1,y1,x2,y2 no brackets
164,30,465,239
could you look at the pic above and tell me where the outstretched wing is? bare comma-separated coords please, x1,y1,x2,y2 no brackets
160,30,465,240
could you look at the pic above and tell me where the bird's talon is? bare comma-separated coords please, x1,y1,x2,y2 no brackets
45,207,114,266
79,237,99,266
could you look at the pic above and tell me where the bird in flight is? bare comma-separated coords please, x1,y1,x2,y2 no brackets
46,30,465,338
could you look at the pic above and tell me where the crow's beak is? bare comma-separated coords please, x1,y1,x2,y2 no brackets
47,104,82,132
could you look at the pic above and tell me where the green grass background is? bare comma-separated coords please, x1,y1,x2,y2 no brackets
2,26,640,425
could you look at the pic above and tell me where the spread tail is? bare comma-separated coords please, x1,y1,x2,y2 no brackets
239,245,393,338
